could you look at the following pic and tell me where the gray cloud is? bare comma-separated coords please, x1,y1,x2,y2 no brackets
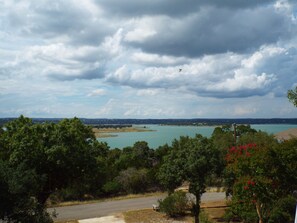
49,67,105,81
4,1,111,45
1,0,297,118
256,47,297,97
98,0,274,17
125,5,290,57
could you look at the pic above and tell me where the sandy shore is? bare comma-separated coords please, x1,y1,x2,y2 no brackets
92,126,154,138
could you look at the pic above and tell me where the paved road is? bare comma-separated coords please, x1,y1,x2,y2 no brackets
48,192,225,221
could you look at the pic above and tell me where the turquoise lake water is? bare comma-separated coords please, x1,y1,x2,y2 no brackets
98,124,297,149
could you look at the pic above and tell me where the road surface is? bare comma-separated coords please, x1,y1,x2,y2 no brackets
48,192,225,221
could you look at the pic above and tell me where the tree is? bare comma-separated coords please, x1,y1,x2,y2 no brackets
158,137,192,194
158,135,221,223
0,116,108,205
184,135,221,223
288,86,297,107
225,132,297,223
158,146,185,194
0,160,53,223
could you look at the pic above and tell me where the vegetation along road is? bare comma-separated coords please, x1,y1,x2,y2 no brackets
49,192,225,221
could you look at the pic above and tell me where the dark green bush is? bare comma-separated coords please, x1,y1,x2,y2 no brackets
102,180,122,195
116,168,149,194
158,191,189,217
268,196,296,223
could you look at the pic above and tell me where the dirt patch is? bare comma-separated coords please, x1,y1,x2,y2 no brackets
124,200,228,223
124,209,192,223
201,200,227,222
55,220,78,223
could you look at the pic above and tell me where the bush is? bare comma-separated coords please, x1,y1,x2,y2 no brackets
116,168,149,194
102,180,122,195
268,196,296,223
199,210,214,223
158,191,189,217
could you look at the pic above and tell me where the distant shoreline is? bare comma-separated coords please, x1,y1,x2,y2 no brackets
1,118,297,127
93,126,155,138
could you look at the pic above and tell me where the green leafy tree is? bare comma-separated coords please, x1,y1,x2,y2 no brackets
288,86,297,107
158,148,185,194
184,135,221,223
0,116,108,205
158,135,221,223
158,137,190,194
225,132,297,223
0,160,53,223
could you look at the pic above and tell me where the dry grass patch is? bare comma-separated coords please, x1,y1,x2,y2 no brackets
124,200,228,223
124,209,193,223
201,200,228,223
55,220,78,223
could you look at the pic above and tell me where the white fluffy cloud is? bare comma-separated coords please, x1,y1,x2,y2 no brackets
107,45,295,98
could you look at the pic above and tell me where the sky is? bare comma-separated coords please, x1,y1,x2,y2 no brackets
0,0,297,119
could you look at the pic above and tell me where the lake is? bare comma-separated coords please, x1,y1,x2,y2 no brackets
98,124,297,149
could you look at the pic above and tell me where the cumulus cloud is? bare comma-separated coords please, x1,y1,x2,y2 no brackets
2,0,111,44
125,5,291,57
1,0,297,118
98,0,275,18
107,45,297,98
131,52,188,66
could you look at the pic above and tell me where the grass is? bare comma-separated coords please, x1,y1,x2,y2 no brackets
201,200,228,223
124,200,228,223
124,209,193,223
55,221,78,223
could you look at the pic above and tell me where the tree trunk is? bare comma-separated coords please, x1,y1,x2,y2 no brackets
37,191,51,206
193,193,201,223
255,202,263,223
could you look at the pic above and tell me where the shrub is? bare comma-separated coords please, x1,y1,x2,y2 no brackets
268,195,296,223
158,191,189,217
102,180,122,195
116,168,149,194
199,210,214,223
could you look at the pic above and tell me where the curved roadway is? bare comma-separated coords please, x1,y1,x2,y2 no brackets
49,192,225,221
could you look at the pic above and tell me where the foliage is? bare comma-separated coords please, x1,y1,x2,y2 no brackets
158,191,189,217
225,132,297,223
268,195,296,223
115,141,154,170
157,141,185,194
116,167,150,194
0,116,110,221
199,210,214,223
287,86,297,107
158,135,221,223
0,160,53,223
102,180,122,195
0,116,108,204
